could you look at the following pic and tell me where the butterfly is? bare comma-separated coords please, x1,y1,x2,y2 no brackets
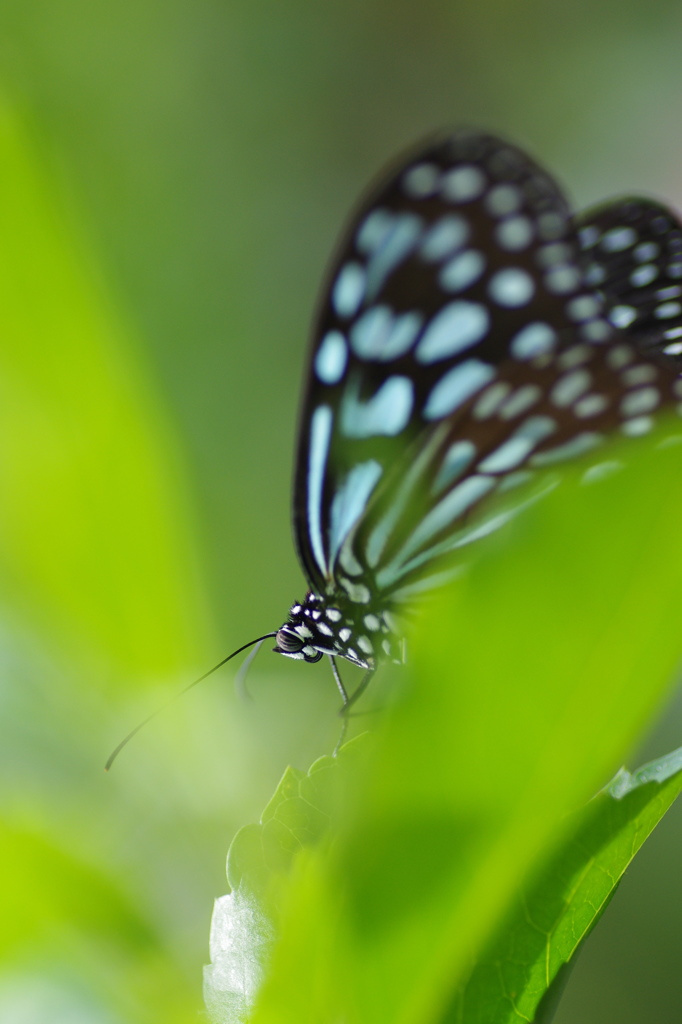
105,129,682,768
262,128,682,708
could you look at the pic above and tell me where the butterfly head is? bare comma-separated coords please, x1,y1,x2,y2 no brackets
273,591,402,669
273,621,324,664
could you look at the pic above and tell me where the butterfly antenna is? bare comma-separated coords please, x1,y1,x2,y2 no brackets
104,633,278,771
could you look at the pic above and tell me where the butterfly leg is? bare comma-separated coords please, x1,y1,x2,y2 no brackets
343,668,375,713
329,658,376,755
329,654,350,704
329,656,375,713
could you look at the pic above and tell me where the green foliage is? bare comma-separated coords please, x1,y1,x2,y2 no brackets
205,434,682,1024
209,741,682,1024
0,99,212,1023
1,26,682,1022
0,97,207,678
448,748,682,1022
204,741,365,1022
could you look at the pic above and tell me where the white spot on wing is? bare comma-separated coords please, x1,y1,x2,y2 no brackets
315,331,348,384
365,213,422,300
403,163,439,197
634,241,659,262
485,183,522,217
332,263,366,318
538,242,573,267
307,406,333,575
531,433,602,465
557,344,592,369
551,369,591,407
601,226,637,252
609,305,638,328
620,387,660,417
606,344,634,369
579,225,599,249
630,264,658,288
423,360,494,419
567,295,601,322
656,285,682,300
488,268,535,307
356,209,394,254
420,215,469,261
621,365,657,386
441,165,486,202
574,393,608,417
499,384,541,419
395,475,496,561
537,211,566,240
350,306,422,360
655,301,682,320
329,460,383,563
415,301,490,363
439,249,486,292
496,216,533,251
364,423,450,568
341,376,414,437
510,322,557,360
621,415,653,436
375,475,500,589
545,265,581,294
432,440,477,494
473,381,512,419
477,415,556,473
580,319,611,343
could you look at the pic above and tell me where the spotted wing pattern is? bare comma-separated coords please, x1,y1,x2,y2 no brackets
577,197,682,358
291,130,682,614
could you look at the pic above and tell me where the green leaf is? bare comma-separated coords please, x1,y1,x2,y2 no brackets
0,98,207,678
447,746,682,1023
244,426,682,1024
204,737,368,1023
0,96,212,1024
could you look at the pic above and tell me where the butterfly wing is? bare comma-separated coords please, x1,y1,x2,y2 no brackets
292,131,682,603
576,196,682,358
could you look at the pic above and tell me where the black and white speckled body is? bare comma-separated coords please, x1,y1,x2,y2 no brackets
274,591,403,670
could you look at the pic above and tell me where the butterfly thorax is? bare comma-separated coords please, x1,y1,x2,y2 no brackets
274,591,402,669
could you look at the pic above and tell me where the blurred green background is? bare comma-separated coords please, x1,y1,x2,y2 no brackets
0,1,682,1021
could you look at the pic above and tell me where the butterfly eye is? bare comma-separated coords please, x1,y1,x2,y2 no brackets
274,627,305,654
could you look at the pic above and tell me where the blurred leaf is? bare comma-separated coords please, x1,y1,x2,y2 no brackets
0,96,213,1024
0,97,208,681
204,737,367,1023
447,746,682,1023
240,426,682,1024
0,819,155,958
0,819,202,1024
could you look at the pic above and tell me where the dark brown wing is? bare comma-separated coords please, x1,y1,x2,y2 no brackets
291,130,682,602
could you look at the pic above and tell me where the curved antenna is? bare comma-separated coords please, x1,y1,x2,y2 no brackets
104,633,278,771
